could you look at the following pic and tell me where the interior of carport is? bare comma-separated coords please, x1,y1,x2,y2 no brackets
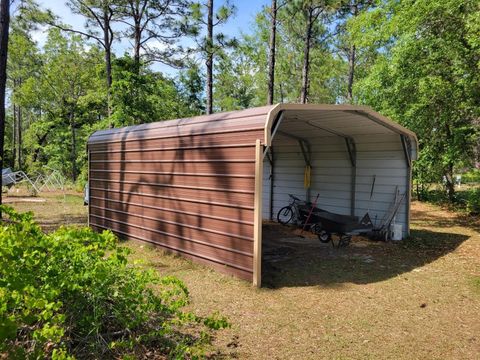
258,107,417,286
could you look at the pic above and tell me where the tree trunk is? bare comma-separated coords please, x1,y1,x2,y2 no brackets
444,123,455,202
131,2,141,66
134,24,141,65
70,110,77,182
206,0,213,115
346,2,358,103
300,9,313,104
0,0,10,211
346,43,356,102
444,166,455,203
103,8,112,120
267,0,277,105
16,104,21,169
12,102,15,168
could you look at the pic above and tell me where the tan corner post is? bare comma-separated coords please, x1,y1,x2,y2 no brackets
253,139,263,287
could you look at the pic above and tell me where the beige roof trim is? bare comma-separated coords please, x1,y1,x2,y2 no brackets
264,104,418,153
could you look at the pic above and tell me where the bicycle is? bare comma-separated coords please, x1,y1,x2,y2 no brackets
276,194,305,225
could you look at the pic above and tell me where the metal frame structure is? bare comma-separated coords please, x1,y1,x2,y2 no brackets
88,104,418,287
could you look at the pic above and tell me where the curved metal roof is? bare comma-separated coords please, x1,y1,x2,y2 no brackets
88,103,418,159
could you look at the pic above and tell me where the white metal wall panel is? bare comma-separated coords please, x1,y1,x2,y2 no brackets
354,134,408,237
267,136,306,219
308,138,352,213
264,135,354,220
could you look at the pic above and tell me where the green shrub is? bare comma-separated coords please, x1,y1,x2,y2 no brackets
462,169,480,184
465,188,480,214
0,206,228,359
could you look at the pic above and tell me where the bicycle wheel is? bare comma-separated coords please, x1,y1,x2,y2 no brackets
277,206,294,225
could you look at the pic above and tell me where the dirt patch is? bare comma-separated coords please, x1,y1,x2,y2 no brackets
3,197,46,203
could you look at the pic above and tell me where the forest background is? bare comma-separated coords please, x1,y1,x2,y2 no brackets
5,0,480,203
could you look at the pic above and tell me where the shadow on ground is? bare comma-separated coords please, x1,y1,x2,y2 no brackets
261,223,470,288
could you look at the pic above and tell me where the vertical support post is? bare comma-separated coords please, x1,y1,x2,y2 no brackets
350,166,356,217
345,138,357,216
406,165,412,237
401,135,412,237
253,139,263,287
267,147,274,220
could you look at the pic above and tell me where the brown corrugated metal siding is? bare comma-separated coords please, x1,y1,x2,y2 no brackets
87,107,271,281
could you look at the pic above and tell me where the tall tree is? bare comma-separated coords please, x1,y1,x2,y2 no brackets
286,0,335,104
109,56,194,127
222,5,343,107
266,0,278,105
18,30,106,180
206,0,213,113
0,0,10,209
191,0,235,114
214,47,256,111
118,0,192,68
8,27,39,170
51,0,117,117
336,0,374,103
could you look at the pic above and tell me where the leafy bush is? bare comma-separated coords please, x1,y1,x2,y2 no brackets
0,206,228,359
462,169,480,184
463,188,480,214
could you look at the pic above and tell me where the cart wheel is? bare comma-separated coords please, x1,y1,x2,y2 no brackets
339,235,351,247
277,206,294,225
384,230,390,242
318,230,331,243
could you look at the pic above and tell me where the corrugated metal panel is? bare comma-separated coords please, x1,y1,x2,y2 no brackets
88,107,270,281
265,134,353,217
353,134,409,236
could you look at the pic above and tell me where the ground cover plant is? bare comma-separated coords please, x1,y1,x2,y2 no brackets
414,184,480,215
0,205,228,359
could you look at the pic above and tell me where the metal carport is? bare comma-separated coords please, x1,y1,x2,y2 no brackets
87,104,417,287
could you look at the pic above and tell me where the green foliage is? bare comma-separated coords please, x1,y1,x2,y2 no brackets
213,4,345,110
110,56,194,127
214,48,257,111
0,206,229,359
178,61,205,115
350,0,480,201
459,188,480,215
462,169,480,184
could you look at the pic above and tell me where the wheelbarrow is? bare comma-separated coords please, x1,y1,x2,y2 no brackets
298,204,373,247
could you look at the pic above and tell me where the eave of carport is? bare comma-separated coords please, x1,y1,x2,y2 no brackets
264,104,418,150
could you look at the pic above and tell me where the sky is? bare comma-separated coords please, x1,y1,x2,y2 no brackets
34,0,270,76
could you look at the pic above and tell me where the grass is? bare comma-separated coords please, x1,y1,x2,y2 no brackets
6,191,480,359
4,190,87,232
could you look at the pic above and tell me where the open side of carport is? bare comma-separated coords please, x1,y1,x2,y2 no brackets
87,104,417,288
253,104,418,287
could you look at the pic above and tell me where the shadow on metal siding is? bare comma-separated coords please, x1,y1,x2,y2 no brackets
88,113,268,281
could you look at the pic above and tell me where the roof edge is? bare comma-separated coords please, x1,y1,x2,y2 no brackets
264,104,418,158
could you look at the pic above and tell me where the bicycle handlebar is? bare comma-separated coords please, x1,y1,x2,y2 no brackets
288,194,301,202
